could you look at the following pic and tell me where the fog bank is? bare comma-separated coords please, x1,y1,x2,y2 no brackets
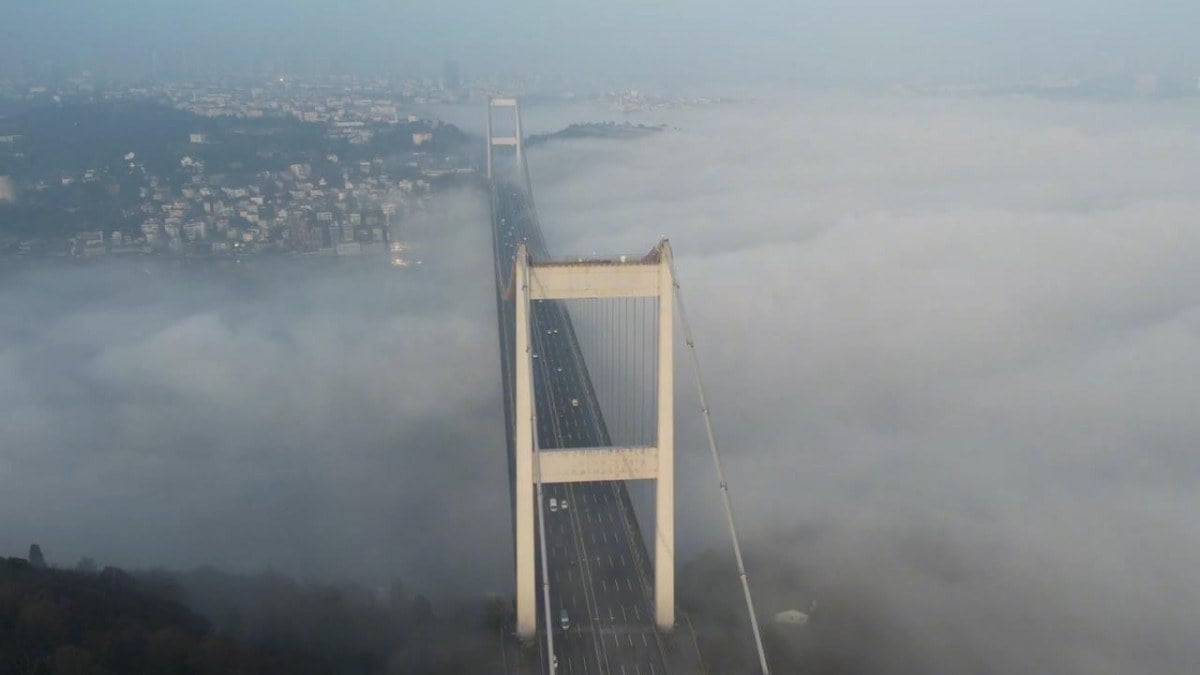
528,94,1200,673
0,191,512,598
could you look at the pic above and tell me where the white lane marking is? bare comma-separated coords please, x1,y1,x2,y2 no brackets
626,578,632,591
642,633,648,647
622,605,627,621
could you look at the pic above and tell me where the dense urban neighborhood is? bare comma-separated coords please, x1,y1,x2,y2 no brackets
0,75,726,264
0,77,484,264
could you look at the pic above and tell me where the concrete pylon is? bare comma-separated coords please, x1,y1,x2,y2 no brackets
513,245,536,638
486,97,522,182
510,240,676,638
655,241,675,630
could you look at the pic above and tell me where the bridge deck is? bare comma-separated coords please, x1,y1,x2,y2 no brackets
492,178,694,673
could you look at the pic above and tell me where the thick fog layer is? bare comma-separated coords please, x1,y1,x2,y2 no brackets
0,192,512,597
528,95,1200,673
3,93,1199,671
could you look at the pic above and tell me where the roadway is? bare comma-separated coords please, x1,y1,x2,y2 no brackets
491,178,675,674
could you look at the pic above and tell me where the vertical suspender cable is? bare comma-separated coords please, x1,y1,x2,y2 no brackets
619,296,625,444
609,297,615,434
639,297,646,446
624,297,630,445
604,298,610,428
644,297,651,446
624,294,633,441
652,296,659,439
616,297,623,445
645,297,651,446
628,296,634,446
639,295,645,501
668,256,771,675
628,297,634,445
602,298,608,426
636,297,641,446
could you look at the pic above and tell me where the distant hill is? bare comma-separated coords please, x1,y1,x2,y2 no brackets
0,557,323,674
525,122,668,147
0,101,469,181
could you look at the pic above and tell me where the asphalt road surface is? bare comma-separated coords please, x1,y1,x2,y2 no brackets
491,178,674,674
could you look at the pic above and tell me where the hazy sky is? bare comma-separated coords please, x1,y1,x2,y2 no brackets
3,1,1198,85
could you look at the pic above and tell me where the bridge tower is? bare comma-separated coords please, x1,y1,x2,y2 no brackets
510,242,676,637
486,96,525,183
489,95,538,639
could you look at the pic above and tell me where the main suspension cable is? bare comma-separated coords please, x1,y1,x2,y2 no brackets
668,253,771,675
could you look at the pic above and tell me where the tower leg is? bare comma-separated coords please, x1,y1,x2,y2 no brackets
655,242,675,631
514,247,536,638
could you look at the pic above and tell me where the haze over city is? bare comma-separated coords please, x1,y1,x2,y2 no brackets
2,2,1199,673
3,1,1200,86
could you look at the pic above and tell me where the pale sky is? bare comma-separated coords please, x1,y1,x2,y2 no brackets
2,1,1198,86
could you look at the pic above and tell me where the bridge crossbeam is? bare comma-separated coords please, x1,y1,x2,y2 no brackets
536,446,660,483
486,97,525,182
506,259,664,301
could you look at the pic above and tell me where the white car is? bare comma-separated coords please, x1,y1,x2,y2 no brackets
561,500,569,511
571,398,580,408
549,497,558,512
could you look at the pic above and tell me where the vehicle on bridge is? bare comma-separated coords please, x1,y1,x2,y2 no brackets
560,608,570,631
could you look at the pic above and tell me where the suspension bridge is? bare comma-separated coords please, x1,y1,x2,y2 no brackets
487,98,768,674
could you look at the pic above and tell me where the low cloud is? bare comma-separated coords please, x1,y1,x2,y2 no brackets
527,94,1200,673
0,190,512,598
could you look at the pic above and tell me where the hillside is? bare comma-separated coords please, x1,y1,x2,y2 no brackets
0,557,501,674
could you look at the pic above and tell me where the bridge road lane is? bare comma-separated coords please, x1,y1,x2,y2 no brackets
528,275,669,674
493,178,671,673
